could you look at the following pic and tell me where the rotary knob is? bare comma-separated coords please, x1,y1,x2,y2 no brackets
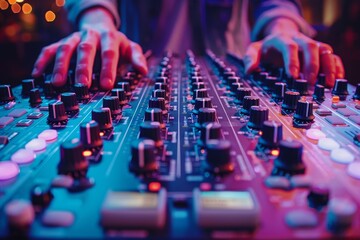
58,138,89,178
326,198,357,233
144,108,164,126
193,97,212,114
293,100,315,128
272,82,286,101
272,139,306,176
192,89,208,101
264,76,278,92
152,89,167,99
80,120,103,150
235,88,251,104
293,79,309,96
120,75,136,90
281,91,300,114
226,76,240,87
155,76,169,84
117,82,132,98
47,100,68,125
31,183,54,211
247,106,269,130
192,82,206,91
29,88,42,107
307,184,330,210
313,84,325,102
332,79,349,100
353,83,360,100
129,138,158,174
92,108,114,133
139,121,163,148
155,82,169,93
103,96,122,118
43,80,56,99
21,79,35,97
317,73,326,86
61,92,79,115
199,122,222,146
74,83,90,102
148,97,167,114
190,76,203,84
205,139,234,174
240,96,259,115
254,71,268,83
196,108,217,128
0,85,15,103
258,120,283,148
230,82,243,93
111,88,128,106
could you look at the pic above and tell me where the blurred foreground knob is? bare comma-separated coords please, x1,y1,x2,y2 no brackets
206,140,234,174
80,120,103,150
0,85,15,103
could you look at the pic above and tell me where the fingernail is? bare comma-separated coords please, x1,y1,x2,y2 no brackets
77,74,88,85
290,67,299,78
52,73,62,85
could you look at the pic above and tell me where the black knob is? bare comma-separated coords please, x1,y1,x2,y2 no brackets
120,75,136,90
0,85,15,103
317,73,326,86
148,97,167,114
193,97,212,114
199,122,222,146
29,88,42,107
254,71,268,83
152,89,167,99
31,183,54,211
222,69,235,82
47,100,68,125
272,82,286,101
155,76,169,84
74,83,90,102
258,120,283,148
192,82,205,91
293,100,315,128
230,82,243,93
332,79,349,100
247,106,269,130
264,76,278,92
144,108,164,125
313,84,325,102
92,108,113,133
354,83,360,100
117,82,131,98
43,80,56,99
80,120,103,150
240,96,259,115
272,139,305,176
111,88,128,106
130,138,158,173
307,184,330,210
155,82,169,92
139,121,163,148
206,140,234,173
193,89,208,100
58,138,89,178
281,91,300,114
235,88,251,104
226,76,240,86
103,96,122,118
294,79,309,96
21,79,35,97
61,92,79,115
190,76,203,83
196,108,217,128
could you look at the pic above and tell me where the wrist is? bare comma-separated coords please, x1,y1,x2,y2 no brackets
264,17,299,36
79,7,117,30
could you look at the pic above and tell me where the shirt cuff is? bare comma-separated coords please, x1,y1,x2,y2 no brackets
251,8,316,41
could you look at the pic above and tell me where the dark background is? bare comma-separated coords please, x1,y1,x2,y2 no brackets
0,0,359,86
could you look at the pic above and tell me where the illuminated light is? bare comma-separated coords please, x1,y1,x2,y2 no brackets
99,132,104,137
332,96,340,103
0,0,9,10
148,182,161,192
11,2,20,13
199,182,212,191
45,10,56,22
258,131,263,136
83,150,92,157
22,3,32,14
16,0,23,2
55,0,65,7
200,149,205,154
8,0,16,5
271,149,279,156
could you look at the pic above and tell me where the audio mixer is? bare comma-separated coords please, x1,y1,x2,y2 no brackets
0,50,360,239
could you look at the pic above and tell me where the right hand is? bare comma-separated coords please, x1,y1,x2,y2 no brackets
32,8,148,90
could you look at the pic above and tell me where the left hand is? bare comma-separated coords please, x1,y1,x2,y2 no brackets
244,18,344,87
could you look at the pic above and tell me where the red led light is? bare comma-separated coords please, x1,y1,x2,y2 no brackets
149,182,161,192
199,182,211,191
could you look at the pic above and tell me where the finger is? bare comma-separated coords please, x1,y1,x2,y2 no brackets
99,31,120,90
244,41,262,74
51,33,81,87
293,36,319,85
75,29,99,88
32,42,61,77
319,43,336,87
129,42,148,75
333,54,345,79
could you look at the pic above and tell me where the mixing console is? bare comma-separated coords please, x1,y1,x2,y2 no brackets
0,50,360,238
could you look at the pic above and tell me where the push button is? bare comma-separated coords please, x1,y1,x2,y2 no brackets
324,116,347,126
11,149,35,164
8,109,27,118
330,148,355,164
318,138,340,151
0,161,19,180
38,129,58,142
0,116,14,127
25,138,46,152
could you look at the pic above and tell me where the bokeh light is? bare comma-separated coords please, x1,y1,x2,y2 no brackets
11,2,20,13
8,0,16,5
0,0,9,10
45,10,56,22
16,0,24,3
22,3,32,14
55,0,65,7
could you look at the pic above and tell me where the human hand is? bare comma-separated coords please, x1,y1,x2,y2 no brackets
32,8,148,90
244,18,344,87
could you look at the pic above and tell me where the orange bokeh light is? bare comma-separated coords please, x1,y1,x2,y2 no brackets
55,0,65,7
148,182,161,192
83,150,92,157
22,3,32,14
0,0,9,10
11,2,20,13
45,10,56,22
8,0,16,5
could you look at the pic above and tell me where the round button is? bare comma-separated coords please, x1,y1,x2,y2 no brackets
0,161,20,180
318,138,340,151
25,138,46,152
305,129,326,141
330,148,355,164
11,149,35,165
38,129,58,142
347,162,360,179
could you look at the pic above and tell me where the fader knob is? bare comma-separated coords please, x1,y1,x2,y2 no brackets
47,101,68,125
206,140,234,173
272,82,286,101
144,108,164,125
235,88,251,104
196,108,217,128
247,106,269,130
74,83,90,102
61,92,79,115
111,88,128,106
148,97,167,114
91,108,113,133
240,96,259,115
139,121,163,148
293,100,315,128
103,96,122,118
193,89,208,100
193,97,212,114
281,91,300,114
29,88,42,107
353,83,360,100
43,80,55,99
80,120,103,150
21,79,35,97
313,84,325,102
258,120,283,148
293,79,309,96
332,79,349,100
272,139,305,176
199,122,222,146
0,85,15,103
130,138,158,173
58,138,89,178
